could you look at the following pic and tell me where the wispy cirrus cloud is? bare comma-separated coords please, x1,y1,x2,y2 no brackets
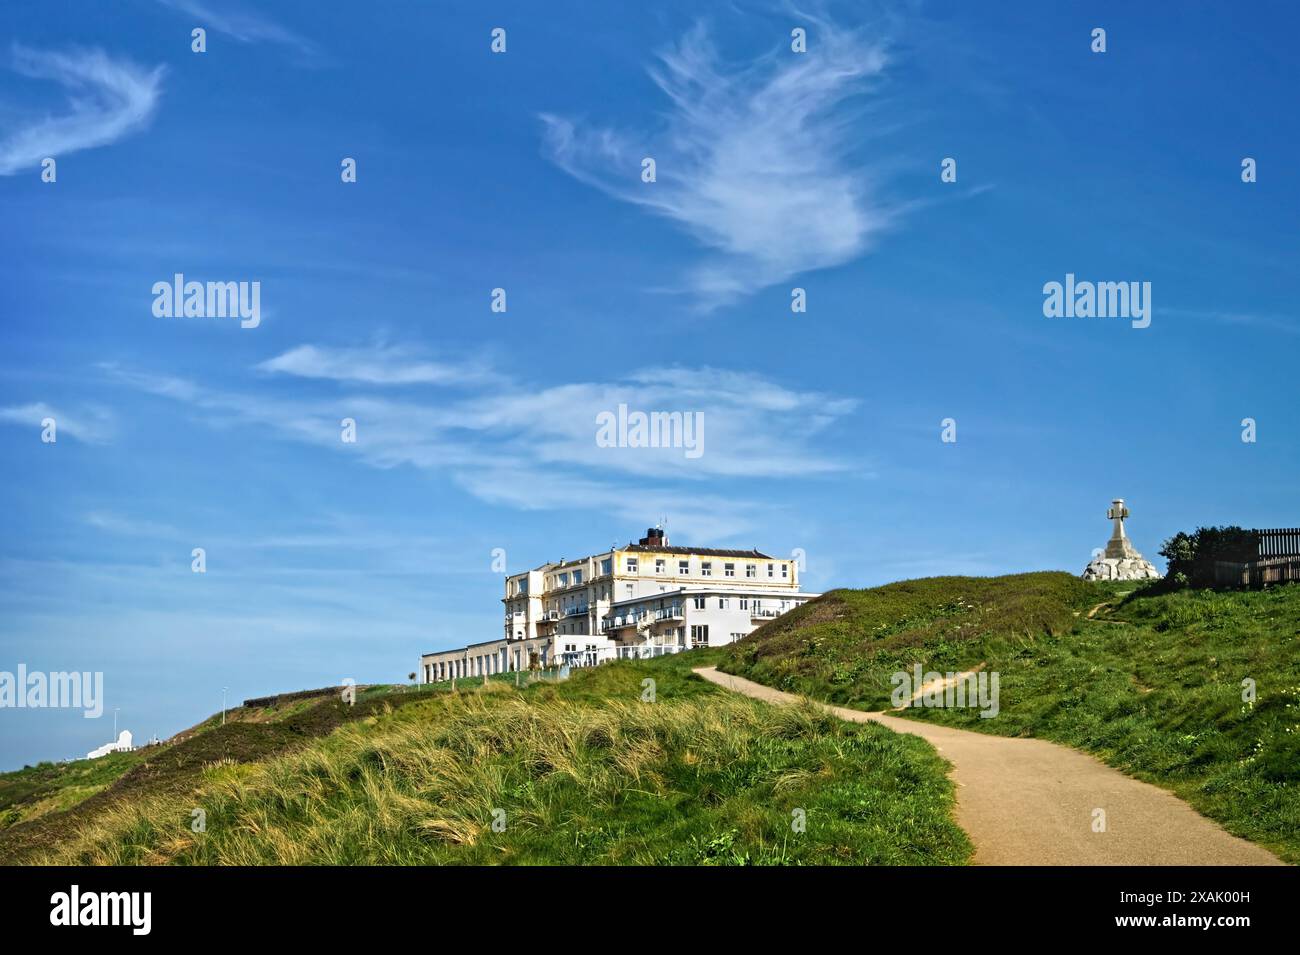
0,401,115,443
541,15,894,310
454,368,856,480
155,0,320,59
84,511,180,539
0,47,164,175
104,348,861,540
1165,306,1300,337
256,344,502,388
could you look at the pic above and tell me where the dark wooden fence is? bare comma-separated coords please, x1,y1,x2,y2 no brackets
1215,559,1300,587
1214,528,1300,586
1255,528,1300,560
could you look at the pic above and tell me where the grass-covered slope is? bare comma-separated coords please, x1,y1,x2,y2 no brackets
0,749,151,830
0,685,435,863
721,574,1300,863
8,655,970,866
723,572,1098,708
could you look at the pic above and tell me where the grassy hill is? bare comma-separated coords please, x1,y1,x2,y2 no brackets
0,748,151,830
11,571,1293,865
719,573,1300,863
0,683,437,861
1,655,970,865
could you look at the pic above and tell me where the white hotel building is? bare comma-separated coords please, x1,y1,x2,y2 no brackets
420,527,819,681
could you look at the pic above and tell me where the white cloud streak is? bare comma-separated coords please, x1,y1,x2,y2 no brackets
155,0,320,57
1165,307,1300,337
257,344,501,388
105,349,861,540
0,47,164,175
84,511,180,538
540,17,894,310
0,402,114,444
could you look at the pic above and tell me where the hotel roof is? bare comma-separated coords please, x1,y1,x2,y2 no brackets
623,544,774,559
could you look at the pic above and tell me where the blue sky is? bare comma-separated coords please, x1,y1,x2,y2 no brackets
1,1,1297,768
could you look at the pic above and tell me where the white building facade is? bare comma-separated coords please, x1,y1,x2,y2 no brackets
421,527,818,679
86,730,133,760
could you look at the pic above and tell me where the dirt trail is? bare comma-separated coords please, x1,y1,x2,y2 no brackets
694,667,1283,866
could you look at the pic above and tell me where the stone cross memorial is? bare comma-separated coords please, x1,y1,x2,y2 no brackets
1082,498,1160,581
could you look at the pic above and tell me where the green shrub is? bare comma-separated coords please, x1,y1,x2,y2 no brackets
1159,526,1257,588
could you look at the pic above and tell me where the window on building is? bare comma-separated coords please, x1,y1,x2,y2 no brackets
718,597,729,610
724,563,735,577
781,563,789,579
559,572,569,587
745,564,756,578
690,624,710,646
626,583,634,598
655,559,666,574
740,598,749,610
693,596,706,610
678,560,689,575
573,569,583,584
767,563,775,578
600,558,612,575
700,561,712,577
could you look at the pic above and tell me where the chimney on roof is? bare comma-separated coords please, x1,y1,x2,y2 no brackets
639,526,668,547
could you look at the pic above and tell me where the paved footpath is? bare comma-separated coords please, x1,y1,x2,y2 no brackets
694,667,1284,866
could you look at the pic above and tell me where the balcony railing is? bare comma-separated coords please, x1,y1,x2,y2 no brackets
602,612,646,632
565,605,589,618
560,644,684,668
655,606,684,621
